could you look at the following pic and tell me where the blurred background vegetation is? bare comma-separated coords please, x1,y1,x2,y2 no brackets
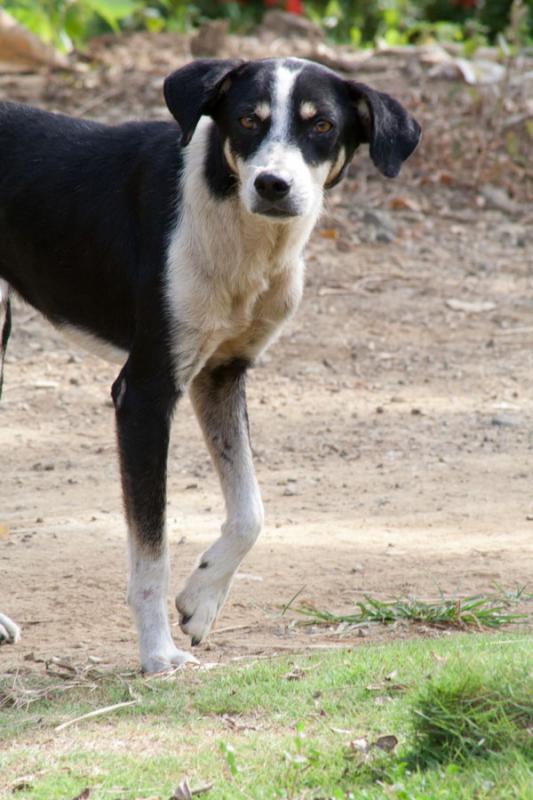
3,0,532,53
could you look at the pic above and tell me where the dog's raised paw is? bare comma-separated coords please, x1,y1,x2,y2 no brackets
0,614,21,645
176,574,231,644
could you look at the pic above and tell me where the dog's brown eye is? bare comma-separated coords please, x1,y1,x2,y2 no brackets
314,119,333,133
240,115,258,130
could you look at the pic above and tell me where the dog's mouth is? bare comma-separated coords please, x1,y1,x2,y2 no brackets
251,202,300,219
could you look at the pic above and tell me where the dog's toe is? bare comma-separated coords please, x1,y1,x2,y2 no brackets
141,646,198,674
176,578,230,645
0,614,21,645
177,601,216,644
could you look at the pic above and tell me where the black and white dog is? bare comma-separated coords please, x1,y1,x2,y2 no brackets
0,58,420,671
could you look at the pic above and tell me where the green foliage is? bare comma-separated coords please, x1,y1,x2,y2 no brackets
292,591,528,629
4,0,143,50
410,666,533,765
3,0,532,53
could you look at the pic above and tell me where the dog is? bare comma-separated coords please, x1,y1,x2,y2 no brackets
0,57,420,671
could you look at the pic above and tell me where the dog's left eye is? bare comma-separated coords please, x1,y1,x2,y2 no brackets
240,115,258,130
313,119,333,134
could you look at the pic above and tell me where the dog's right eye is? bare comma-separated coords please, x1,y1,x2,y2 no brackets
240,115,258,130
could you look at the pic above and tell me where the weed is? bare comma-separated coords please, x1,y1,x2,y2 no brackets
292,592,527,631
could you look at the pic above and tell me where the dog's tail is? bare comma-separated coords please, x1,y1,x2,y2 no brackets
0,280,12,400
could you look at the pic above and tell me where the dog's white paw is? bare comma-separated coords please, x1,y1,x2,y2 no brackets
141,644,198,674
176,571,232,645
0,614,21,645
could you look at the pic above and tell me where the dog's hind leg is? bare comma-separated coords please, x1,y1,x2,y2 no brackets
112,352,197,672
177,358,264,645
0,280,12,399
0,283,18,647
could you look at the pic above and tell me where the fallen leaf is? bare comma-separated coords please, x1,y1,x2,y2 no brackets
389,196,421,212
366,682,407,693
0,524,9,540
71,790,91,800
348,737,370,754
319,228,338,239
172,780,193,800
374,695,393,706
439,172,454,186
171,779,213,799
284,667,307,681
375,735,399,753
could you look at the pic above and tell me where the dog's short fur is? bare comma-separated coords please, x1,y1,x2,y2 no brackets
0,58,420,670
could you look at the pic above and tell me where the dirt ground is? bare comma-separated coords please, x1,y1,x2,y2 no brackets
1,31,532,673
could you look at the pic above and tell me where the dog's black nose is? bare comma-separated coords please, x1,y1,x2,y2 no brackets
254,172,291,201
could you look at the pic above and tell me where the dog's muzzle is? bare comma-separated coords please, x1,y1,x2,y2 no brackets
252,171,299,218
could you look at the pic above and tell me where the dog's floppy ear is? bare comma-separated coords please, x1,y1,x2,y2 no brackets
347,82,421,178
164,59,244,145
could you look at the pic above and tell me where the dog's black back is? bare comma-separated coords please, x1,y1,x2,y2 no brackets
0,103,182,350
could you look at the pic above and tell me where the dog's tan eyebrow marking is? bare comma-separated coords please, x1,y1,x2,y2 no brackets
300,101,317,120
254,102,271,120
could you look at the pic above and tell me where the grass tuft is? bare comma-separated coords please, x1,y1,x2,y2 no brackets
293,592,527,630
409,666,533,766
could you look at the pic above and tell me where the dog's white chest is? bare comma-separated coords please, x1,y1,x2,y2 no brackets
167,243,303,383
163,118,316,385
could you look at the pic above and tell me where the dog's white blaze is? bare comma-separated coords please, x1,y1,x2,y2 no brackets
270,64,300,141
0,279,8,305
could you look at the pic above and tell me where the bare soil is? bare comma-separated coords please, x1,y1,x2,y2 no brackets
1,33,532,673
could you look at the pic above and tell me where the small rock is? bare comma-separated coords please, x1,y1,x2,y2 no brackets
376,228,396,243
481,184,522,216
260,10,324,41
190,20,229,57
363,209,395,230
446,298,496,313
490,414,520,428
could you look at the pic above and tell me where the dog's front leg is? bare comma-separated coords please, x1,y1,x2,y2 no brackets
112,357,197,672
177,358,264,644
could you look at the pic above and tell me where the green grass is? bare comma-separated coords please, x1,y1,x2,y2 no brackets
292,592,527,630
1,634,532,799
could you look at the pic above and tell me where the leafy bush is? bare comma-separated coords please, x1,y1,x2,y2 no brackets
3,0,532,52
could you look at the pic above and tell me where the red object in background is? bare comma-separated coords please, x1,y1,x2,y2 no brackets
287,0,303,12
263,0,303,12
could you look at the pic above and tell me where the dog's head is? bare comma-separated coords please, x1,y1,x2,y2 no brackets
164,58,421,220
